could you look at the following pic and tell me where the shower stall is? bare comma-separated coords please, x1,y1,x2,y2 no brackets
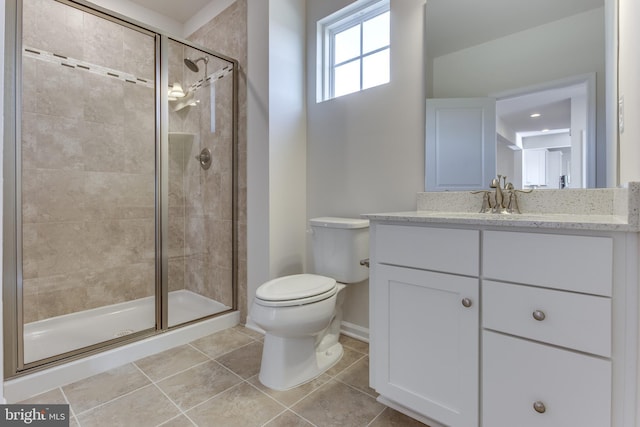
3,0,238,376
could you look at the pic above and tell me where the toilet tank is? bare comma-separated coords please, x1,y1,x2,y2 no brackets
309,217,369,283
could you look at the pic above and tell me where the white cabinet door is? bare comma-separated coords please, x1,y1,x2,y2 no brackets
425,97,496,191
373,264,479,427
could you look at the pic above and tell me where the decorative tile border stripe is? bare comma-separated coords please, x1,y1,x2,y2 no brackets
187,64,234,93
22,46,155,88
23,46,234,95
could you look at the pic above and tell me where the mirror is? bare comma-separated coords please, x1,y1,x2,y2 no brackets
425,0,614,190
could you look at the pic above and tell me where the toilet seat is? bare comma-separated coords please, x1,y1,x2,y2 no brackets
255,274,337,307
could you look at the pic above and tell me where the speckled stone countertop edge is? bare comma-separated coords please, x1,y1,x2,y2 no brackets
364,183,640,232
361,211,636,232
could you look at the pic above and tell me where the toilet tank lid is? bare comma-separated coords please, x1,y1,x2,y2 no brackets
309,217,369,229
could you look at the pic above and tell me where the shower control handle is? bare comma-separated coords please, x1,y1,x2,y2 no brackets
196,148,212,170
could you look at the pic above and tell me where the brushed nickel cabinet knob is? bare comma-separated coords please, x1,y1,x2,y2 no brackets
533,401,546,414
461,298,472,308
533,310,546,321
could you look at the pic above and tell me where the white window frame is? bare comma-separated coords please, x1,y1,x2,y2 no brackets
317,0,390,102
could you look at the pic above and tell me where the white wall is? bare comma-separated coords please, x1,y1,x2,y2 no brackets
618,0,640,184
306,0,425,331
523,133,571,150
268,0,307,278
245,0,307,329
246,0,271,326
432,8,606,187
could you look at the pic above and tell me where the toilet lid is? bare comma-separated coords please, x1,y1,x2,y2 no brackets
255,274,337,307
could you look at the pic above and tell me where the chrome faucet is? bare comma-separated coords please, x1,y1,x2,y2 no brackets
473,175,533,214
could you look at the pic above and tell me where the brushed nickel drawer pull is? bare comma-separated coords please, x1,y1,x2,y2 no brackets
533,310,546,321
533,401,546,414
462,298,472,308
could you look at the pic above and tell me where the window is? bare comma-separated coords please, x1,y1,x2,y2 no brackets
318,0,390,101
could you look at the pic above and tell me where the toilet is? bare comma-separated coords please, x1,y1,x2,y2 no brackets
251,217,369,390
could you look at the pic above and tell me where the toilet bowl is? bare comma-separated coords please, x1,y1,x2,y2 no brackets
252,274,346,390
251,217,369,391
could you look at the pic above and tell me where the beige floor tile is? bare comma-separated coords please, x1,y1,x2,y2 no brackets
156,360,242,411
215,341,262,379
158,414,197,427
264,410,314,427
369,407,431,426
325,346,365,377
339,334,369,354
62,363,150,414
76,384,180,427
247,373,331,407
135,344,209,381
291,379,385,427
19,388,67,404
190,328,254,359
232,324,263,341
336,356,377,397
186,382,284,427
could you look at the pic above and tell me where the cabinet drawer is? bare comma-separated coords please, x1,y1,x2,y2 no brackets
483,231,612,296
483,280,611,357
483,331,611,427
376,225,479,276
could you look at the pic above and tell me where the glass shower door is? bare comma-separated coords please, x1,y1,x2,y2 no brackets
20,0,158,364
166,39,235,327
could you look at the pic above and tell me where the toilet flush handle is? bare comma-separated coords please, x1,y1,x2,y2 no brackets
359,258,370,268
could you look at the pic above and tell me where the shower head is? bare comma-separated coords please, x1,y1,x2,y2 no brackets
184,56,209,72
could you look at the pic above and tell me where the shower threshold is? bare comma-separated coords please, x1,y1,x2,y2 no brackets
23,290,230,364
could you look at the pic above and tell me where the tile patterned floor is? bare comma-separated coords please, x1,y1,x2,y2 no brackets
19,326,429,427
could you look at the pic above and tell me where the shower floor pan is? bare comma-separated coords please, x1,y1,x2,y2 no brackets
23,290,231,364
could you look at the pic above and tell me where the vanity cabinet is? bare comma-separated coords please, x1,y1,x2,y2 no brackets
369,221,638,427
370,224,480,427
482,230,613,427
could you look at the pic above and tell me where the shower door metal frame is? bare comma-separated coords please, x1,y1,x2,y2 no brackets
2,0,239,378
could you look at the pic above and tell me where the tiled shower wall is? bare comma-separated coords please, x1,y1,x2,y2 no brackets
20,0,246,324
21,0,157,323
188,0,248,321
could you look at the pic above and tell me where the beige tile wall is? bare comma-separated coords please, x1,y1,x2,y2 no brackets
188,0,248,321
20,0,245,324
21,0,156,322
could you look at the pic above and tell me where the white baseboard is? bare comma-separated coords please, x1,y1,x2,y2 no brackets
340,321,369,343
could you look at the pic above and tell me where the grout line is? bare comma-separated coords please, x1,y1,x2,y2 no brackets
327,352,366,379
366,406,389,426
58,387,82,427
72,382,155,418
258,408,289,427
132,362,197,427
155,414,196,427
180,380,245,414
134,357,212,383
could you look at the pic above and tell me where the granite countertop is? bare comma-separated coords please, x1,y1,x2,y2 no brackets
362,183,640,232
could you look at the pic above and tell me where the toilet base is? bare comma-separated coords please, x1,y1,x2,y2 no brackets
258,334,343,391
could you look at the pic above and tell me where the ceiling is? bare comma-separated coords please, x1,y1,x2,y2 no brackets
426,0,604,58
496,82,588,136
128,0,213,23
